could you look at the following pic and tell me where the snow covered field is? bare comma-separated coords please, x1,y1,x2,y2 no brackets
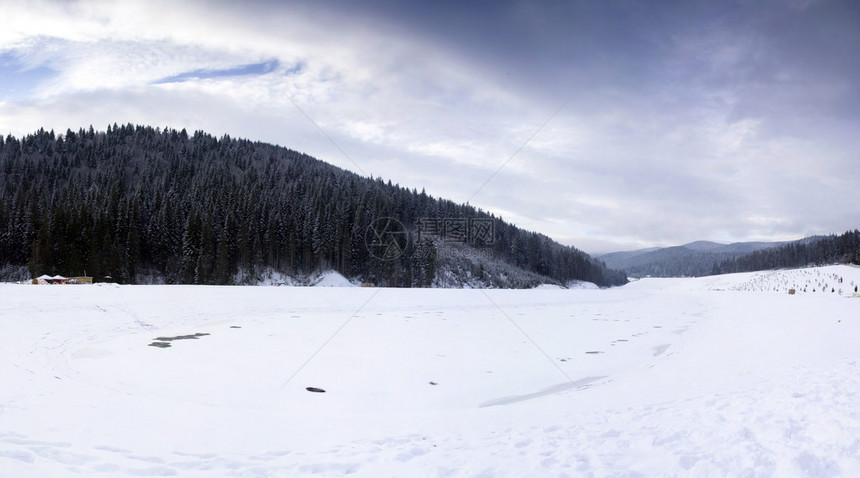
2,266,860,477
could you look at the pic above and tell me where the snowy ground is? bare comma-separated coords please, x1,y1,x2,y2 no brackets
2,265,860,477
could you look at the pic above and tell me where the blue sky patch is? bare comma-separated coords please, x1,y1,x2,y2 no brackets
154,59,289,84
0,52,56,100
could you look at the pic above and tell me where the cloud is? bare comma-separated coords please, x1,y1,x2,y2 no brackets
0,0,857,254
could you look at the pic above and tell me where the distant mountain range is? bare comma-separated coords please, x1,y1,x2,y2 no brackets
600,237,828,278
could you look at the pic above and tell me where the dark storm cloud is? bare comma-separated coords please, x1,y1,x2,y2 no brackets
325,0,860,116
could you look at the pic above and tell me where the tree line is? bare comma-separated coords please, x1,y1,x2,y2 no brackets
711,231,860,275
0,124,627,287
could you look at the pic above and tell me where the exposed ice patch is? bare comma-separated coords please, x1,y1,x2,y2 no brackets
479,377,607,407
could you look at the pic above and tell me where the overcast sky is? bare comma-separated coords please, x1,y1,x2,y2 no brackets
1,0,858,253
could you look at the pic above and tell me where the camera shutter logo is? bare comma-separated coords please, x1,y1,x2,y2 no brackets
365,217,408,260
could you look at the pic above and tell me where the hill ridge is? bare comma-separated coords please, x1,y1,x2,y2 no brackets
0,124,627,287
602,234,858,278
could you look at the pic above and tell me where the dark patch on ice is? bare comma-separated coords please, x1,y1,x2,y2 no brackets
149,332,210,348
230,325,242,329
479,376,607,407
155,333,210,341
306,387,326,393
428,381,438,386
585,351,603,354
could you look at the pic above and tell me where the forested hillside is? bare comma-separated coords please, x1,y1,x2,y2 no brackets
711,230,860,275
601,233,858,279
600,241,789,278
0,125,627,287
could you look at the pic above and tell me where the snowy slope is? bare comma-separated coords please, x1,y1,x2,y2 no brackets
254,269,357,287
2,266,860,476
310,270,357,287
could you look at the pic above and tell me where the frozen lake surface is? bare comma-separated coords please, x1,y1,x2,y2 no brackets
2,265,860,476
